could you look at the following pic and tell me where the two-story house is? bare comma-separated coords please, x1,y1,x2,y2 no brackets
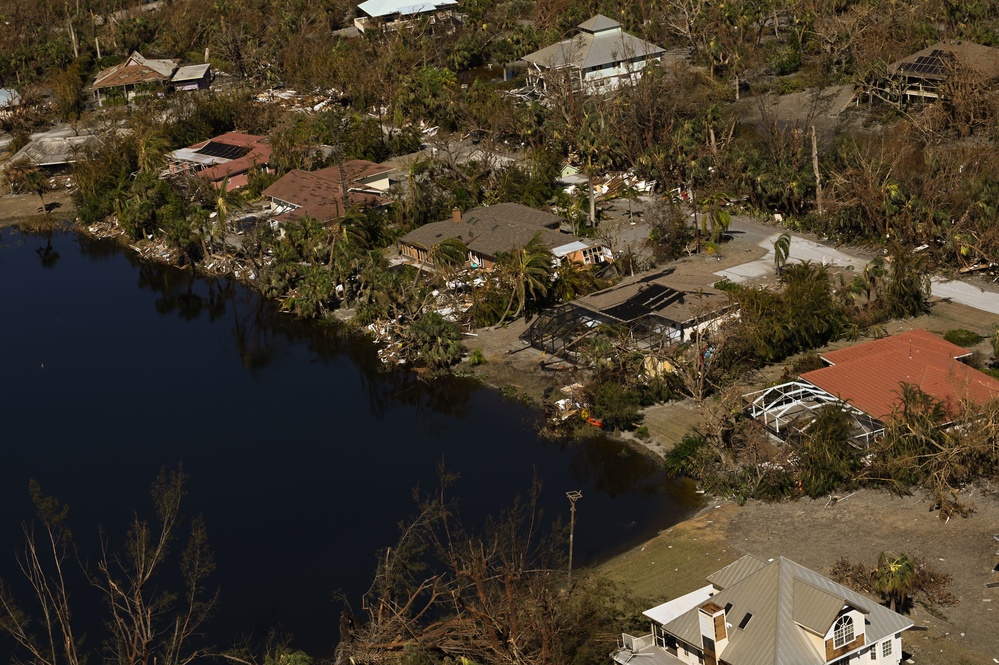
614,555,913,665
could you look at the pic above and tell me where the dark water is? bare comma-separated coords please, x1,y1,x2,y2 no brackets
0,227,700,657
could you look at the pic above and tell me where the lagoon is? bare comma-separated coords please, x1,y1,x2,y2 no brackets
0,226,701,657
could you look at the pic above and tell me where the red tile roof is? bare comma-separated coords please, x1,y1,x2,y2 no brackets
802,330,999,422
192,133,271,188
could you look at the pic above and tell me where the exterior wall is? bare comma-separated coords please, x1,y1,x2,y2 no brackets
824,608,867,661
580,55,660,91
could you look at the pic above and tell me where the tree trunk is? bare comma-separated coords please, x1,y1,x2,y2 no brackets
811,125,824,216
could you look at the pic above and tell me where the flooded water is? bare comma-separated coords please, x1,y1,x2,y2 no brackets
0,226,701,657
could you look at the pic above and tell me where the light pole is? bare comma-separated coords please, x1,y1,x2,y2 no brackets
566,490,582,582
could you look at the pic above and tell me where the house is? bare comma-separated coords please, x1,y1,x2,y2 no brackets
170,64,213,91
523,15,665,93
91,51,211,104
613,554,914,665
526,266,734,357
165,132,272,191
8,134,100,168
262,160,393,224
746,329,999,444
353,0,458,33
866,40,999,108
396,202,610,270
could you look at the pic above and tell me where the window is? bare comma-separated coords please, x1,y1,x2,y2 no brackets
738,612,753,629
870,646,877,659
833,615,855,649
882,640,892,657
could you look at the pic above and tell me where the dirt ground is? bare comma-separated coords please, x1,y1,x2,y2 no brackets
601,488,999,665
0,190,76,229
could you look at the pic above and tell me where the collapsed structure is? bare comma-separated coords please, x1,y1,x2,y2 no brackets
165,132,272,191
91,51,211,104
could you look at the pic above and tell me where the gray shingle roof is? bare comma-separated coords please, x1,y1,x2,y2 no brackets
662,556,914,665
523,16,664,71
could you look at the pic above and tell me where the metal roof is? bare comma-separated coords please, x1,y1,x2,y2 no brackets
643,585,716,625
660,557,914,665
578,14,620,32
706,553,768,590
357,0,457,18
171,63,211,82
523,16,664,71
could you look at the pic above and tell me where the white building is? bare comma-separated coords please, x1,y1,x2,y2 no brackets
353,0,458,33
613,555,913,665
523,15,665,93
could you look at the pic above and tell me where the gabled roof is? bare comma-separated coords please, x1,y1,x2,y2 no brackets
93,51,179,89
523,15,664,71
171,63,211,82
660,557,913,665
357,0,457,18
801,329,999,422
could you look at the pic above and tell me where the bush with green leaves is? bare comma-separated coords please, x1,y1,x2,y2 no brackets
790,404,862,498
592,382,643,431
943,329,982,347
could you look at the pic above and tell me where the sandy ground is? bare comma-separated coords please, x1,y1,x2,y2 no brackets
601,488,999,665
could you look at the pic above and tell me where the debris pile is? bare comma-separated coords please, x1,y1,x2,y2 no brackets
253,88,344,113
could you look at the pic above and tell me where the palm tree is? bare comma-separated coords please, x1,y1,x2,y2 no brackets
137,131,170,174
874,552,916,613
773,232,791,275
211,177,246,255
497,233,554,324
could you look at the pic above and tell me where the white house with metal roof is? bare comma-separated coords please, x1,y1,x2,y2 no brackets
523,15,665,93
613,555,913,665
354,0,458,32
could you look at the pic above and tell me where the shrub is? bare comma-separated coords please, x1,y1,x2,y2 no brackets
592,382,643,431
943,329,982,347
635,426,651,441
468,348,487,366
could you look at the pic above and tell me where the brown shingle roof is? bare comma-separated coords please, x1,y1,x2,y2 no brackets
262,162,390,223
93,51,179,89
398,203,573,258
888,40,999,82
801,330,999,422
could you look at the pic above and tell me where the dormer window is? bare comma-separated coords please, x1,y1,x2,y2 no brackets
833,615,854,649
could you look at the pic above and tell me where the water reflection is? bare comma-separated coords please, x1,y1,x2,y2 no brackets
0,226,702,657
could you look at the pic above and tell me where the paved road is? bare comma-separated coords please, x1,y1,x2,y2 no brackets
601,205,999,317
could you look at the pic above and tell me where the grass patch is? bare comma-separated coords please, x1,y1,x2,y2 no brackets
598,506,739,602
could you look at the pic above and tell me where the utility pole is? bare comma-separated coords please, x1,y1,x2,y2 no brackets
566,490,582,582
